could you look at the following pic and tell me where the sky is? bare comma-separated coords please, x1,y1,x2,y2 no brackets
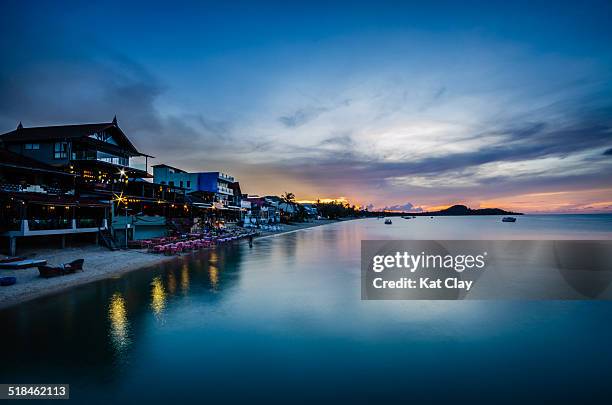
1,0,611,213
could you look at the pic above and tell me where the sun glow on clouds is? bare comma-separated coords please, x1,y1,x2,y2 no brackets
480,188,612,213
2,2,612,213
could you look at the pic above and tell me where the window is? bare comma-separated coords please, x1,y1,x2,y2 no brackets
169,181,175,187
24,143,40,150
186,181,191,188
180,181,184,188
54,142,68,159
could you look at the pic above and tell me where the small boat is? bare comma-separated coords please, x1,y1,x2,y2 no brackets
384,219,392,225
0,259,47,270
0,276,16,286
502,217,517,223
401,216,411,219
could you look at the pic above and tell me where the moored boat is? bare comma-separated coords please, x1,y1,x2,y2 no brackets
502,217,517,223
384,219,392,224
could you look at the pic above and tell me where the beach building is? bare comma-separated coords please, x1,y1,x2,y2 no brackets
0,118,189,253
153,164,243,224
0,149,107,255
243,195,281,226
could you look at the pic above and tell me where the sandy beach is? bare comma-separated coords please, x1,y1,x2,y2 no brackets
0,219,338,310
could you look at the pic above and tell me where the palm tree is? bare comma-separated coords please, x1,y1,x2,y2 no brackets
281,192,296,204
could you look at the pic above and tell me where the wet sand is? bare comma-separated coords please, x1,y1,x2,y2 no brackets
0,220,338,309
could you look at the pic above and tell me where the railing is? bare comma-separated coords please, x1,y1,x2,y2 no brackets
217,186,234,195
0,183,74,195
76,218,100,228
218,173,235,182
72,151,129,167
28,218,72,231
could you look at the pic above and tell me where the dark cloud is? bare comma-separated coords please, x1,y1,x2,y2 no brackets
0,37,233,165
604,148,612,156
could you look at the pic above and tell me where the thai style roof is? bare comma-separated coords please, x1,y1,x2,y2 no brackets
0,117,150,157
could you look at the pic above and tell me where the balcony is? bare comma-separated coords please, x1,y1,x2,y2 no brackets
218,173,235,182
217,185,234,195
28,218,72,231
72,150,130,166
0,183,75,195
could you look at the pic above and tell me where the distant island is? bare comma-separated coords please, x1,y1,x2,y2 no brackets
380,204,523,216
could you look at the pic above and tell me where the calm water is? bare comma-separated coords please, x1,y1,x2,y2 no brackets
1,215,612,403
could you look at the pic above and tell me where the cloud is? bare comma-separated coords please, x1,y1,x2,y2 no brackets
1,10,611,212
382,202,423,212
278,106,328,127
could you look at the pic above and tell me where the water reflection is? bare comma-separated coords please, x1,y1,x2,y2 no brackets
167,271,177,295
108,293,131,353
150,276,167,318
180,263,190,294
209,265,219,289
2,218,612,403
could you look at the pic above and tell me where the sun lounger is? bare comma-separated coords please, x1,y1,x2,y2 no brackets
1,259,47,270
0,276,17,286
63,259,84,274
38,265,64,278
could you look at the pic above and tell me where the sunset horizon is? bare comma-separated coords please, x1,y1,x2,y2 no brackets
2,1,611,214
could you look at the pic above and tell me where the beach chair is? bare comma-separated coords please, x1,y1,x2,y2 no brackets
63,259,84,274
38,265,63,278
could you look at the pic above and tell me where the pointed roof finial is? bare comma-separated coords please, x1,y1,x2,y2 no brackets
17,121,23,130
112,115,118,125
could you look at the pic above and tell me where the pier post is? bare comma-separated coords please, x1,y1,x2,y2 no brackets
61,235,66,249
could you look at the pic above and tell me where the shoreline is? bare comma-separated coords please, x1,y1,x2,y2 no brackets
0,219,342,310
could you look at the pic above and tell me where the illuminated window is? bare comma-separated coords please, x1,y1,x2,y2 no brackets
25,143,40,150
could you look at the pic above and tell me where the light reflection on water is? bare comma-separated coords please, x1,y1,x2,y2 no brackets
208,265,219,289
150,276,167,318
108,292,130,353
180,264,190,294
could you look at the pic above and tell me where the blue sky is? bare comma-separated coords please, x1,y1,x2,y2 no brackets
1,0,611,212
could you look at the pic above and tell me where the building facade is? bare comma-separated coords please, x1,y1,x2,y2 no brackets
0,118,190,254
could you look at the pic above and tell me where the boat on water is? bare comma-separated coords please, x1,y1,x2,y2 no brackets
502,217,517,223
401,216,411,219
384,219,393,225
